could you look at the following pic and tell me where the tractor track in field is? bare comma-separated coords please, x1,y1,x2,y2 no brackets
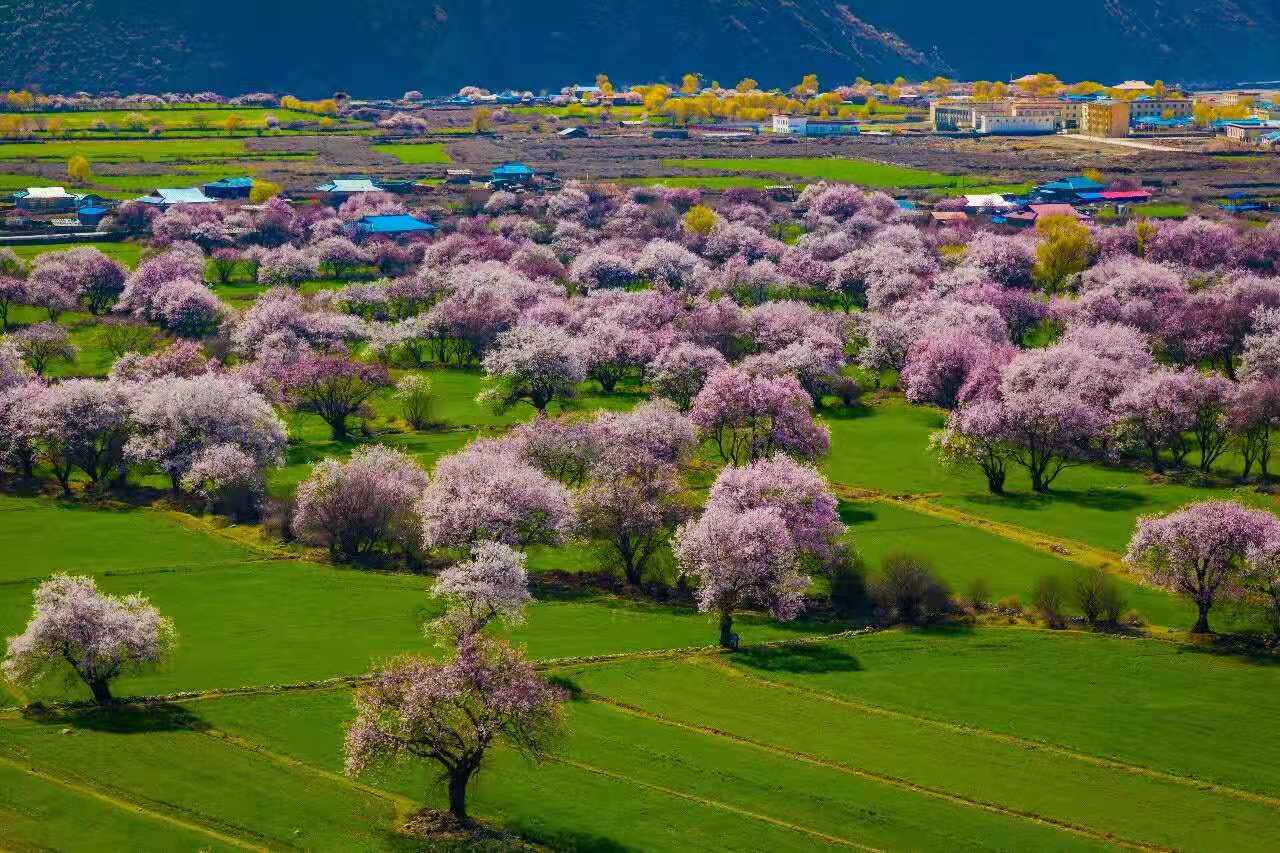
0,752,270,851
584,691,1169,852
549,755,882,851
698,656,1280,811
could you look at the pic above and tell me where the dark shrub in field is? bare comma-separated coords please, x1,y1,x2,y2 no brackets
1033,575,1068,628
870,553,951,625
1072,567,1127,626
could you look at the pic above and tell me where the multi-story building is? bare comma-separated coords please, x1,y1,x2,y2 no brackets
770,115,860,136
929,100,1011,131
1126,96,1193,121
1080,100,1131,138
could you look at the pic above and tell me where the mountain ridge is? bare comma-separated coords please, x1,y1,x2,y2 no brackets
1,0,1276,96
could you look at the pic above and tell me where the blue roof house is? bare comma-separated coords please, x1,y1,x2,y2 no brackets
347,214,437,238
490,162,535,186
203,176,253,199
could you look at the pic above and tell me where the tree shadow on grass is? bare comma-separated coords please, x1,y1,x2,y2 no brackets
838,501,878,526
732,643,862,675
818,402,876,422
962,487,1149,515
25,701,208,734
509,823,633,852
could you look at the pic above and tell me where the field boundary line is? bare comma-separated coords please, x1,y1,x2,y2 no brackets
832,485,1128,573
0,752,269,851
550,755,880,851
0,628,878,715
199,727,419,822
700,657,1280,810
587,691,1168,851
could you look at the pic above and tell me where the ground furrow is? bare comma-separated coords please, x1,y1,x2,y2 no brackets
550,755,881,851
700,656,1280,810
0,753,269,851
586,691,1166,852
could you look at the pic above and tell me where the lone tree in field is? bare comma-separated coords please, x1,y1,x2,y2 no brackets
673,505,807,648
344,637,564,824
1125,500,1280,634
3,574,177,705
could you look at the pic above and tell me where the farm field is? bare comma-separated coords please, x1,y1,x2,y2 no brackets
660,156,1030,191
0,139,313,163
369,142,453,164
9,107,348,131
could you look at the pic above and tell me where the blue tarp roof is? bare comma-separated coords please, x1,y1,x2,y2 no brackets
1039,175,1106,192
492,162,534,176
353,214,436,234
205,177,253,188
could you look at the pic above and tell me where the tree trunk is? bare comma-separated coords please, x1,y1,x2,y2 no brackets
87,677,113,705
984,465,1005,495
447,769,472,823
1191,601,1212,635
718,609,736,649
328,417,348,442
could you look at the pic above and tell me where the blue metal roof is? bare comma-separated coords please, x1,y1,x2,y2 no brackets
492,162,534,176
353,214,436,234
205,177,253,189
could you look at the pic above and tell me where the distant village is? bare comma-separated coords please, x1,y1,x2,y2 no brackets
0,70,1277,245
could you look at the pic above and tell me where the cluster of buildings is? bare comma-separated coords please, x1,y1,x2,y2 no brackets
930,91,1195,137
929,174,1158,227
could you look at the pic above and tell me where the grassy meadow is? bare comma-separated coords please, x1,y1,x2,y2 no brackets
4,226,1280,850
660,157,1030,192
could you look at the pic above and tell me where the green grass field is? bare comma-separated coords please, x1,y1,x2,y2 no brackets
369,143,453,164
3,268,1280,850
661,157,1026,191
0,139,312,163
15,107,342,132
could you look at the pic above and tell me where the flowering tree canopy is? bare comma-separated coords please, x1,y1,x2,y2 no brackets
1126,500,1280,633
420,445,575,549
293,445,428,560
430,541,531,640
673,505,807,648
690,368,829,466
344,637,565,822
3,573,177,705
477,324,585,414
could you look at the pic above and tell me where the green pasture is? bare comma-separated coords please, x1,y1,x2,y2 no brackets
15,107,341,131
661,156,1026,191
0,139,312,163
369,143,452,164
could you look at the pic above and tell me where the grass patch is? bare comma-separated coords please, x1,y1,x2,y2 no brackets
661,157,1018,190
1134,202,1189,219
369,143,452,164
0,139,312,163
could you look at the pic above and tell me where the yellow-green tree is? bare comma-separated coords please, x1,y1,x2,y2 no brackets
680,73,702,95
224,113,244,133
46,117,64,137
596,73,614,97
1033,215,1094,292
249,180,281,203
682,204,716,236
793,73,819,98
67,155,92,184
735,78,758,93
472,108,493,132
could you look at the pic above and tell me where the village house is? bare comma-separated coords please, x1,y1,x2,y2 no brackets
135,187,217,208
12,186,80,213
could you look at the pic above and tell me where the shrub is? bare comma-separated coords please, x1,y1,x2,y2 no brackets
394,374,436,430
1071,567,1127,626
828,551,868,617
1122,609,1147,629
995,594,1023,614
869,553,951,625
967,577,992,611
1032,575,1068,628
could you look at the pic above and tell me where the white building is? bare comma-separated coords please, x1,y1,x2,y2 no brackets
975,113,1056,135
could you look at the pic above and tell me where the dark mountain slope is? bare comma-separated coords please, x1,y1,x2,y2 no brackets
1,0,1276,95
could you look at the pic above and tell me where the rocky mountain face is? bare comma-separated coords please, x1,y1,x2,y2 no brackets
1,0,1276,96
